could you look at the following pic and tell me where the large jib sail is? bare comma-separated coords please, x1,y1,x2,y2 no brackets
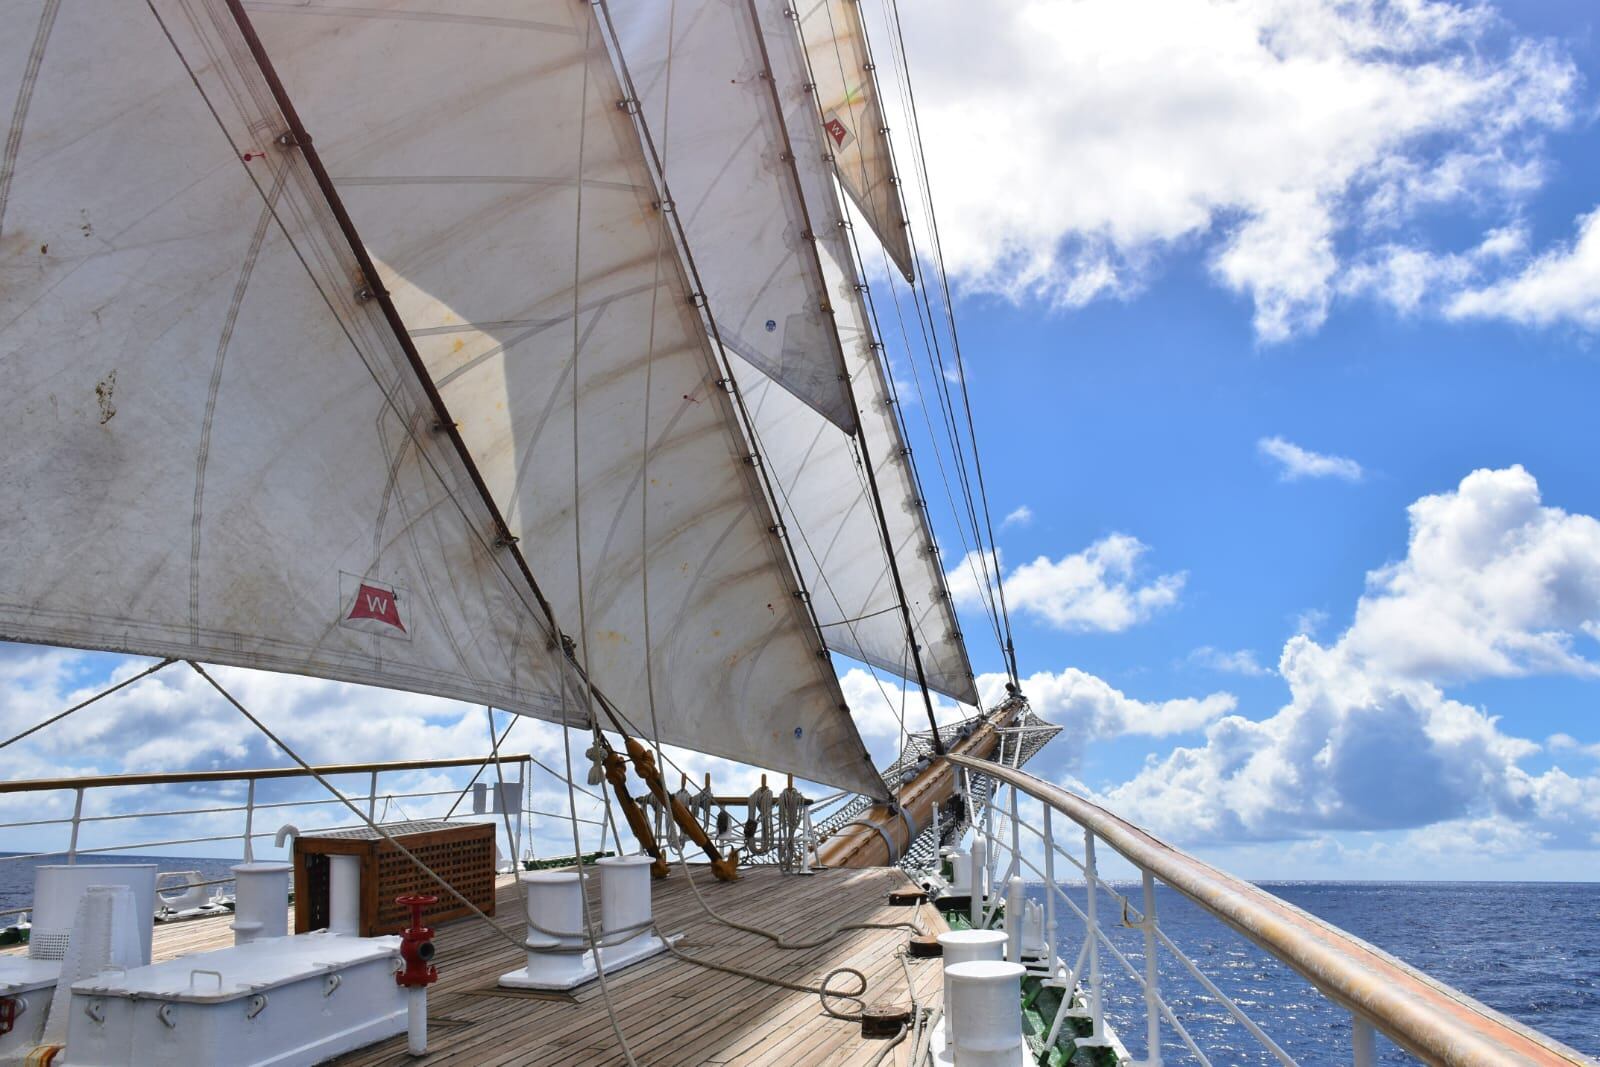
0,0,885,797
242,0,884,796
611,0,977,705
0,0,578,722
754,0,977,702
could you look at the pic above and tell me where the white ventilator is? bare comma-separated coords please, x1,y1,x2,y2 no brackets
946,960,1027,1067
499,872,596,991
230,862,292,946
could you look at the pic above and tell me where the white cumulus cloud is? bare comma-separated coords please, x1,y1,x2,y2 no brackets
1095,466,1600,845
949,535,1185,632
875,0,1577,341
1001,505,1034,529
1258,436,1364,482
1448,206,1600,329
1189,647,1273,677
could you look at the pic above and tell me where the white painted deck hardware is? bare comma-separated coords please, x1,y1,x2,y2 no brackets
947,960,1026,1067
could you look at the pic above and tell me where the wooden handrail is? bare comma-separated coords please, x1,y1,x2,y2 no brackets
0,754,530,793
950,753,1594,1067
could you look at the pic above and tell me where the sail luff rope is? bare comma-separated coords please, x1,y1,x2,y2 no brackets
740,0,951,702
751,409,920,729
865,218,1006,663
169,0,653,740
0,657,175,751
879,0,1020,682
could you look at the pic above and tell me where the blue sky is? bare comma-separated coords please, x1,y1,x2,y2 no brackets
4,0,1600,881
876,0,1600,878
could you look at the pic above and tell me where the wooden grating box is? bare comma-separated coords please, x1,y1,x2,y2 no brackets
293,820,496,937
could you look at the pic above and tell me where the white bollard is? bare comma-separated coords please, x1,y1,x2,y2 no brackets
968,837,987,927
499,871,595,990
328,854,361,936
1005,876,1024,964
407,986,427,1055
596,855,669,971
947,848,970,892
948,960,1026,1067
230,861,292,945
936,929,1007,1047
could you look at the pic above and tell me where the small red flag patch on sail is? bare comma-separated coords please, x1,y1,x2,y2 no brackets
824,117,850,148
348,583,405,632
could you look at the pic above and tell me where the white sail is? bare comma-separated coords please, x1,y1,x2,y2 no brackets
611,0,857,433
607,0,975,704
751,0,979,704
244,0,885,796
0,0,579,722
792,0,916,281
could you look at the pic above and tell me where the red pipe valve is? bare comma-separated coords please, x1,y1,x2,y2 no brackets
395,894,439,988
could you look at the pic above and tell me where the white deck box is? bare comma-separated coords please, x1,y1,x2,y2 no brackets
62,931,404,1066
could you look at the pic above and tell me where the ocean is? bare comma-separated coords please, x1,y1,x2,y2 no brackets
4,859,1594,1061
1041,881,1599,1064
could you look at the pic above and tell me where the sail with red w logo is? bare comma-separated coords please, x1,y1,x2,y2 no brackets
339,576,410,640
347,582,405,632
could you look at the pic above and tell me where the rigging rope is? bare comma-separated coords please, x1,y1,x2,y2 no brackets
880,0,1021,681
788,0,1002,678
0,657,175,751
791,0,1016,683
561,10,638,1060
188,662,527,952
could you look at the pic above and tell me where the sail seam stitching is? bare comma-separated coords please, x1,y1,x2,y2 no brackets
189,170,285,644
0,0,63,240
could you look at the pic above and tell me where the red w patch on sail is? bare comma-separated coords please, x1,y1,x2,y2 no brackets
347,582,405,633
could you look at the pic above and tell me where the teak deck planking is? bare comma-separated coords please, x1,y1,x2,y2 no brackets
7,864,948,1065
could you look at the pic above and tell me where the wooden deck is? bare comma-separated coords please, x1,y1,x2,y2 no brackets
13,864,948,1065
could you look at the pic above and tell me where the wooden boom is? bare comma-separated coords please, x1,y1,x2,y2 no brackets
816,698,1024,869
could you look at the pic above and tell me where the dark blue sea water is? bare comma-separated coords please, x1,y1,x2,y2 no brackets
1037,881,1599,1064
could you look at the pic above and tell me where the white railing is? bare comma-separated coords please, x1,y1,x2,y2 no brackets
0,754,585,918
947,753,1593,1067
